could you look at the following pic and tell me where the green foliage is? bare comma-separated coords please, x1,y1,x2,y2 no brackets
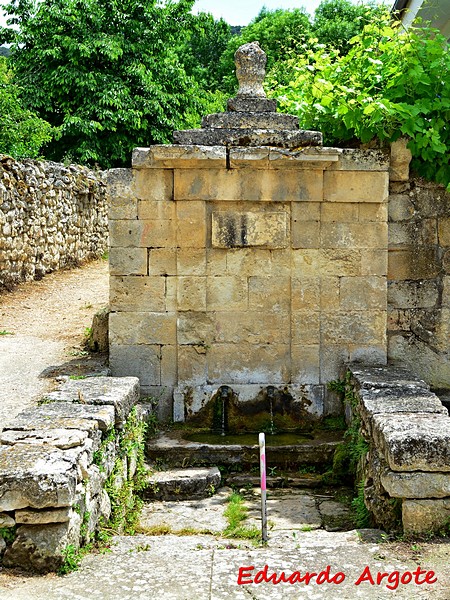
223,492,260,540
313,0,385,55
0,0,211,167
177,11,232,92
271,11,450,187
104,407,148,534
324,373,368,484
351,480,371,528
0,526,16,544
0,56,53,158
58,544,83,575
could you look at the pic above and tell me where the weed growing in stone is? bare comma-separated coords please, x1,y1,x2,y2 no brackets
351,480,371,528
0,526,16,544
223,492,260,541
0,330,14,335
104,407,148,535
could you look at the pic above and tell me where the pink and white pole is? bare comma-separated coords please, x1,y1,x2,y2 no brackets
259,432,268,542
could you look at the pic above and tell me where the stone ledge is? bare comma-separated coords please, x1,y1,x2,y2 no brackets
144,467,221,500
350,364,450,533
173,128,323,148
132,145,226,169
0,376,144,572
42,376,140,428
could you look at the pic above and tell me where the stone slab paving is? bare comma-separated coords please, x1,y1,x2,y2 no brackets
0,532,449,599
1,488,449,599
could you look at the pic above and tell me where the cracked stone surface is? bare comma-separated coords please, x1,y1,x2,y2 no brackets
1,488,449,598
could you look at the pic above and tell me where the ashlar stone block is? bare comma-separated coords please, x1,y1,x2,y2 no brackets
207,276,247,311
323,171,388,203
178,276,207,311
109,248,148,276
176,201,206,248
212,211,288,249
248,276,290,312
110,276,165,312
339,276,386,310
109,344,161,387
207,343,290,384
134,169,173,201
109,312,176,345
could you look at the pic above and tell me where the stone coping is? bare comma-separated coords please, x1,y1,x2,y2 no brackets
351,366,449,473
132,145,390,171
0,376,141,572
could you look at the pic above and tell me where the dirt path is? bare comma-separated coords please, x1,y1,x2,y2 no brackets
0,259,109,428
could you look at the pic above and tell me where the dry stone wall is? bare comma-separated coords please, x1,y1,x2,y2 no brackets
0,377,145,573
0,155,108,289
349,366,450,534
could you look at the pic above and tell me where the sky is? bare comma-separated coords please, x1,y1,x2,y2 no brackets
192,0,391,25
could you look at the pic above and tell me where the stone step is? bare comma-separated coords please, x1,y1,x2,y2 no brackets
144,467,221,501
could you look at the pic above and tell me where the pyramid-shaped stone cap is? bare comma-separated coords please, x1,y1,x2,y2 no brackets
173,42,322,148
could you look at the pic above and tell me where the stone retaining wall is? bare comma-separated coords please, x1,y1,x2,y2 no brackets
0,377,145,572
350,366,450,534
387,173,450,388
0,155,108,289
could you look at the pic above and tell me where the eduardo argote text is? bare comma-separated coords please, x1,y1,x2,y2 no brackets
237,564,437,591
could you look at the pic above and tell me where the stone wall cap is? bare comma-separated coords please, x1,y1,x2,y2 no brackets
43,376,139,427
173,128,322,148
350,365,430,390
132,145,226,168
372,413,450,472
0,443,78,511
4,403,115,433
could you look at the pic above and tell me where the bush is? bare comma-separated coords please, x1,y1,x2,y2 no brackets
270,12,450,187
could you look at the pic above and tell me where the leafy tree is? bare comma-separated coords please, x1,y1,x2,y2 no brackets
312,0,386,55
0,56,53,158
0,0,209,168
218,8,312,95
270,13,450,186
178,11,232,92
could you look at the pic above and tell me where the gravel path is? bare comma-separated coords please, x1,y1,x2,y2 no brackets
0,259,109,428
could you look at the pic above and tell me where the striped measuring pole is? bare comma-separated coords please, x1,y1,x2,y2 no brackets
259,432,268,543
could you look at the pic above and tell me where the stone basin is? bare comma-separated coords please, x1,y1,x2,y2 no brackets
146,429,343,469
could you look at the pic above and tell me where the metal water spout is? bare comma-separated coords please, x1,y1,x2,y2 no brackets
266,386,276,435
212,386,231,436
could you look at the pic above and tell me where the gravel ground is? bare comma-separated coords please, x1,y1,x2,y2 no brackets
0,259,109,427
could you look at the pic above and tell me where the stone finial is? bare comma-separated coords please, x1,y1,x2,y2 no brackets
235,42,267,98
